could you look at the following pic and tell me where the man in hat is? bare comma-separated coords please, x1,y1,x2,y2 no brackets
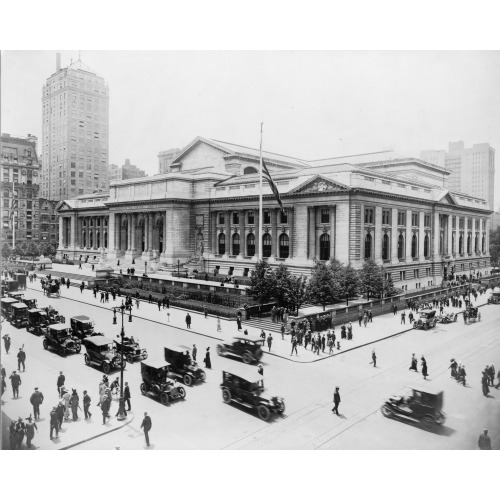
409,354,418,372
9,370,21,398
371,349,377,367
25,416,38,448
17,347,26,372
30,387,44,420
83,390,92,419
2,333,11,354
57,371,65,396
141,412,152,446
124,381,131,411
49,406,59,439
478,429,491,450
258,364,264,376
332,387,341,415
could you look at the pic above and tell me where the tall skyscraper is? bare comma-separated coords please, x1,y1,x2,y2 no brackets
421,141,495,209
41,53,109,201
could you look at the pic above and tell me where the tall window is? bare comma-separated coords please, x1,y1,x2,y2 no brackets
89,230,93,248
218,233,225,254
397,234,404,259
382,233,390,260
482,235,485,253
411,213,419,227
321,209,330,224
382,209,391,225
96,231,100,248
467,235,471,254
280,210,288,224
412,234,418,258
364,208,374,224
439,233,444,255
364,233,372,259
104,232,108,248
319,234,330,261
232,212,239,225
232,233,240,255
262,233,272,257
452,233,456,254
398,211,406,226
247,233,255,256
424,234,430,258
218,213,225,225
82,230,86,247
424,214,431,227
279,233,289,258
263,210,270,224
248,212,254,224
475,235,479,254
459,235,463,254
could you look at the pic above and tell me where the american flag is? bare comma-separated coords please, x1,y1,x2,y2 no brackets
262,159,283,212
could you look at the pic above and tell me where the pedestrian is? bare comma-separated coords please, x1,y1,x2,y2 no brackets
487,364,495,386
66,279,71,289
49,406,59,440
409,354,418,372
258,364,264,376
101,393,110,424
341,323,346,339
267,333,273,352
363,312,368,328
148,293,153,304
13,417,25,449
1,365,6,397
236,317,242,331
80,282,84,294
203,305,208,318
70,389,80,420
105,291,109,302
100,291,105,303
124,381,131,411
481,370,490,396
408,311,414,323
30,387,44,420
3,333,11,354
157,298,161,311
17,347,26,371
25,416,38,448
478,429,492,450
332,387,341,415
393,304,398,315
358,312,363,327
217,316,221,332
185,313,191,329
61,387,71,419
83,390,92,419
371,349,377,367
421,356,428,380
79,261,82,270
290,336,298,356
141,412,152,447
495,368,500,389
9,370,21,398
401,312,406,324
56,401,65,430
166,297,170,309
204,347,212,369
192,344,197,362
368,310,373,323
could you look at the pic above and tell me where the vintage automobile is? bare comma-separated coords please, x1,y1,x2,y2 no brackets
465,306,481,323
487,290,500,304
140,360,186,405
220,366,285,421
10,302,29,328
43,278,61,298
27,309,50,335
380,384,446,431
163,346,206,386
7,291,24,301
413,310,438,330
4,279,19,293
436,311,458,324
216,335,264,364
70,315,95,339
44,306,66,325
14,273,27,290
1,297,19,320
21,297,38,309
43,324,82,356
114,335,148,364
82,336,126,374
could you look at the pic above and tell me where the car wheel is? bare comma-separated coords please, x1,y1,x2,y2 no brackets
160,392,169,405
178,387,186,399
102,362,111,374
258,405,271,421
75,344,81,354
199,370,206,382
222,388,232,403
84,353,90,365
423,323,429,331
216,344,224,356
422,416,435,431
183,374,193,386
242,352,253,364
59,346,66,356
140,383,147,395
143,353,148,360
434,412,445,425
413,323,418,329
381,404,394,418
127,354,133,364
43,339,48,350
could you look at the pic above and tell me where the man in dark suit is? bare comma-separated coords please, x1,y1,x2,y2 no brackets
49,406,59,439
141,412,152,446
332,387,341,415
124,382,131,411
30,387,44,420
57,372,65,396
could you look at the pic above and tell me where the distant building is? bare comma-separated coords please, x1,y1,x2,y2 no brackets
108,159,146,183
38,198,60,247
158,148,180,174
492,211,500,231
421,141,495,210
41,53,109,201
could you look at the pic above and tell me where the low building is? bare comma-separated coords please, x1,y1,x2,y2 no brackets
158,148,180,174
108,159,147,184
56,136,493,289
38,198,59,247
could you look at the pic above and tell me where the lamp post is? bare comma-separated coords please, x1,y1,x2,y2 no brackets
112,302,132,421
177,259,180,277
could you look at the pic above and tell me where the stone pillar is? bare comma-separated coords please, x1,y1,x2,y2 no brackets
93,217,97,249
131,213,138,252
406,209,412,261
447,215,452,256
390,208,399,264
374,206,382,263
308,206,316,260
210,211,217,256
161,211,168,257
70,215,76,249
418,211,425,262
432,212,440,258
148,213,154,251
108,213,116,253
335,202,349,264
239,210,246,257
127,214,132,251
58,216,64,249
271,208,278,258
225,210,231,256
288,207,294,259
485,218,490,256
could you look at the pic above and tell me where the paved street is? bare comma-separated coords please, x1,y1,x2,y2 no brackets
1,282,499,450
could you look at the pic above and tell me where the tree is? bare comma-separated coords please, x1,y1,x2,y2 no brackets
26,242,40,257
274,263,294,307
490,228,500,267
307,261,341,311
359,259,384,299
248,260,276,305
289,274,309,315
18,241,29,257
1,243,12,259
342,264,360,305
39,242,56,257
383,271,399,297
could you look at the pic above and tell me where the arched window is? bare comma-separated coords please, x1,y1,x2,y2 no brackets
232,233,240,255
247,233,255,256
243,166,258,175
218,233,225,254
474,235,478,254
482,235,485,253
82,230,86,248
96,231,100,248
262,233,272,258
364,233,372,259
104,231,108,248
279,233,289,258
412,234,418,258
467,235,471,254
424,234,429,258
319,234,330,261
382,233,390,261
397,234,404,259
459,235,463,254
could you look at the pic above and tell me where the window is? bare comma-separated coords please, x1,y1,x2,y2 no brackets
414,269,418,279
364,233,372,259
218,233,226,254
475,235,479,254
398,234,405,259
459,235,463,254
232,233,240,255
364,208,374,224
424,214,431,227
467,235,471,254
482,235,485,253
424,234,430,258
279,234,289,258
280,210,288,224
321,209,330,224
452,216,456,229
247,233,255,256
459,218,464,229
382,209,391,225
243,166,258,175
262,233,272,257
232,212,239,225
248,212,254,224
382,233,390,261
452,233,456,254
397,211,406,226
263,211,270,224
319,234,330,261
412,234,418,258
219,213,225,225
439,233,444,255
399,271,406,281
411,213,419,227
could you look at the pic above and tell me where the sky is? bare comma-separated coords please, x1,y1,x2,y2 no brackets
2,50,500,206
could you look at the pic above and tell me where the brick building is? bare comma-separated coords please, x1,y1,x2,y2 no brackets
56,136,493,289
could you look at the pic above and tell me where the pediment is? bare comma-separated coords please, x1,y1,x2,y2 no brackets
291,175,349,194
437,192,457,205
56,201,74,211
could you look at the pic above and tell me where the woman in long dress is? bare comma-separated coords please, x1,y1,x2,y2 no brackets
204,347,212,369
421,356,428,380
217,317,221,332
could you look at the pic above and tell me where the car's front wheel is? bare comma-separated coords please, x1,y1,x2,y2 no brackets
242,352,253,364
258,405,271,421
75,344,81,354
59,346,66,357
183,374,193,386
222,388,231,403
160,392,169,405
127,354,133,364
178,387,186,399
413,323,418,329
422,416,435,431
140,383,147,395
102,362,111,374
84,353,91,365
423,323,429,331
381,404,394,418
43,339,48,350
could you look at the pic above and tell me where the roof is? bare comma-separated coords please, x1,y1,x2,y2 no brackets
142,359,171,370
11,303,28,309
1,298,18,303
49,324,71,331
231,335,263,343
405,384,443,395
84,336,113,346
165,346,189,354
28,308,46,314
223,365,264,383
72,315,92,322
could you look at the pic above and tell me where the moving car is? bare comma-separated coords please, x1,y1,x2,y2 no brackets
44,306,65,325
21,297,38,309
27,309,50,335
10,302,29,328
465,306,481,323
7,291,24,301
114,336,148,364
70,315,95,339
1,297,19,320
216,335,264,364
220,366,285,421
487,290,500,304
43,279,61,297
82,336,126,374
140,360,186,405
163,346,206,386
436,311,458,324
380,384,446,431
413,310,437,330
43,324,82,356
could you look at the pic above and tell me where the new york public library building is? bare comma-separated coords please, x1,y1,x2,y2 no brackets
56,136,493,290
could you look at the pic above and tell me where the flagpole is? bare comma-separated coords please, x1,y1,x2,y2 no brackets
258,123,263,261
12,181,16,249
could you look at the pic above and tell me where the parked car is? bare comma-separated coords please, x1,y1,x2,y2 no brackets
43,279,61,297
465,306,481,323
487,291,500,304
71,315,95,339
413,310,437,330
220,366,285,421
82,336,126,374
10,302,29,328
436,311,458,324
27,309,50,335
44,306,66,325
380,384,446,431
216,335,264,364
114,335,148,364
7,291,24,301
140,360,186,405
21,297,38,309
43,324,82,356
163,346,206,386
1,297,19,320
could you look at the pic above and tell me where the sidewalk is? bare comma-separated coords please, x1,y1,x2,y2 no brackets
25,279,493,364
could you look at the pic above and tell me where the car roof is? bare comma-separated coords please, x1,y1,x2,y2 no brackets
49,324,71,331
84,336,113,346
142,360,171,369
231,335,263,343
11,303,28,309
72,315,92,321
28,308,45,313
405,384,443,396
223,365,264,383
1,297,18,303
165,346,187,354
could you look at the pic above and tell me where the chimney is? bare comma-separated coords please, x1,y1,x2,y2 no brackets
56,52,61,72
